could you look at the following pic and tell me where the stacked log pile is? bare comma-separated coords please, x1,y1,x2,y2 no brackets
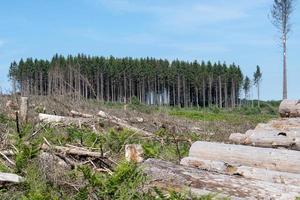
229,100,300,149
144,100,300,199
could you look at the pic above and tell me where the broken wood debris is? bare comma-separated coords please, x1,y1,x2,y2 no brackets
0,172,24,184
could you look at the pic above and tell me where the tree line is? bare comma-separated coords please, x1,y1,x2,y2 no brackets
9,54,248,108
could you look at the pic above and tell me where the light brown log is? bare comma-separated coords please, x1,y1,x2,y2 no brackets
181,157,300,187
229,133,247,143
255,118,300,132
143,159,300,200
41,143,104,158
97,110,153,136
20,97,28,122
70,110,93,118
189,141,300,173
279,99,300,118
230,129,300,150
38,113,91,125
0,172,24,183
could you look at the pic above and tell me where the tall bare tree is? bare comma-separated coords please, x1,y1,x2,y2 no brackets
254,66,262,108
271,0,295,100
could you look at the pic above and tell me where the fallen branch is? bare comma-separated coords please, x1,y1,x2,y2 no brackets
0,152,15,166
41,143,105,158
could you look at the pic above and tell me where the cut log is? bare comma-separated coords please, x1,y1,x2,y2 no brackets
230,129,300,150
97,110,153,136
255,118,300,132
189,141,300,173
39,113,67,123
70,110,93,118
279,99,300,118
143,159,300,200
38,113,91,125
41,143,104,158
0,172,24,183
20,97,28,122
229,133,247,143
181,157,300,187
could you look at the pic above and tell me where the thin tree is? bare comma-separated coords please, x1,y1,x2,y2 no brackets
254,66,262,107
271,0,296,99
243,76,251,105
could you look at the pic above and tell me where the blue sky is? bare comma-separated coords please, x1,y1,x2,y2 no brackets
0,0,299,100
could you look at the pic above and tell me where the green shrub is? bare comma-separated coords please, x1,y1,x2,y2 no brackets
15,142,39,173
102,129,137,153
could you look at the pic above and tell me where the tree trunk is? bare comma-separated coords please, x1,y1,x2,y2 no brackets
177,75,180,107
219,76,222,108
283,34,287,100
202,79,206,107
208,77,212,107
20,97,28,123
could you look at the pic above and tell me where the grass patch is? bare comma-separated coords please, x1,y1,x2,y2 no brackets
169,106,276,125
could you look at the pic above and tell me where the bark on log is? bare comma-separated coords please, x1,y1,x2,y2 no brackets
181,157,300,186
97,110,153,136
20,97,28,122
70,110,93,118
279,99,300,118
143,159,300,200
189,141,300,173
0,172,24,183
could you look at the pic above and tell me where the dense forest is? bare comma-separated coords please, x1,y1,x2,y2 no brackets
8,54,244,108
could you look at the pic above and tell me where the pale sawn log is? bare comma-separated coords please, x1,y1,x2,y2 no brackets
181,156,300,186
0,172,24,183
143,159,300,200
189,141,300,173
230,129,300,150
38,113,91,126
255,118,300,132
279,99,300,118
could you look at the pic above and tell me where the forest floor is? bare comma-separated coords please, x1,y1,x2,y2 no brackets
0,95,279,200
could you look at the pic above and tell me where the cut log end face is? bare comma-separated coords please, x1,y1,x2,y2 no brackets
125,144,144,163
